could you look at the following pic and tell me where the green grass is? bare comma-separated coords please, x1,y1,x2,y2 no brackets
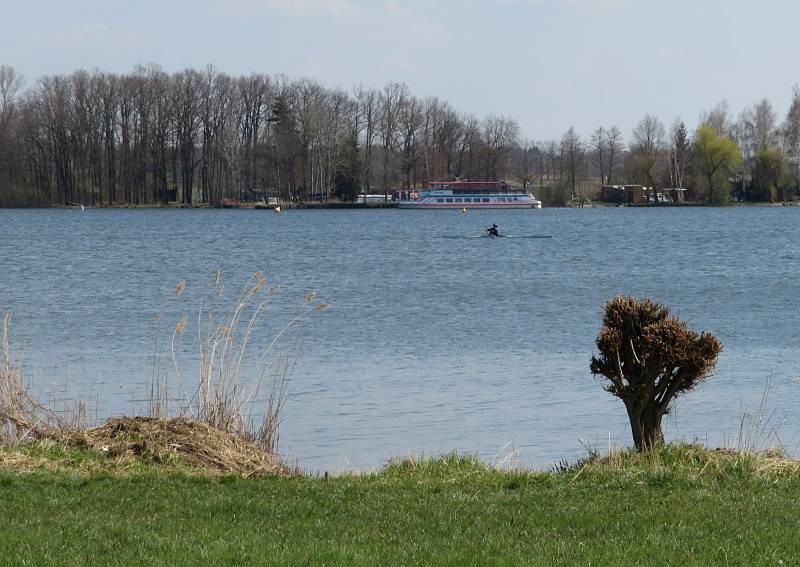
1,447,799,566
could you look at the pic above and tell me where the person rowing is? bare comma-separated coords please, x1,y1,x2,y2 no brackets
486,224,500,238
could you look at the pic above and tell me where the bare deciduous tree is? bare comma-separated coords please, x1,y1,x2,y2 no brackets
668,119,690,189
483,115,520,180
378,82,408,200
590,127,606,184
355,86,378,195
783,85,800,190
559,126,584,196
0,65,25,190
630,114,666,199
605,126,624,185
699,100,732,137
0,65,24,135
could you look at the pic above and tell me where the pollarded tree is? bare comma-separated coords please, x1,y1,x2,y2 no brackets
590,296,722,450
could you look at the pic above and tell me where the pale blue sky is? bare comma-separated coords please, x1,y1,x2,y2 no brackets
2,0,798,140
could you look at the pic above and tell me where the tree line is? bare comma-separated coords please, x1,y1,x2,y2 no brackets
552,94,800,205
0,63,798,206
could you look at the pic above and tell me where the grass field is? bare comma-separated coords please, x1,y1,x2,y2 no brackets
1,444,798,566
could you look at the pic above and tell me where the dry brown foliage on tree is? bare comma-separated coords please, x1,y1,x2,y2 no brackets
590,296,722,450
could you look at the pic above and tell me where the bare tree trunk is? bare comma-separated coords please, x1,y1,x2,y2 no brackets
626,403,665,450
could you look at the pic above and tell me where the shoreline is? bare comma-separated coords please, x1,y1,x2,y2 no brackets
1,412,795,479
2,200,799,210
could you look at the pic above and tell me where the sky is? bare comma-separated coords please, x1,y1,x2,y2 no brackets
2,0,799,140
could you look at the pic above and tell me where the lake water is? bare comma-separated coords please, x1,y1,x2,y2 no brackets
1,207,800,472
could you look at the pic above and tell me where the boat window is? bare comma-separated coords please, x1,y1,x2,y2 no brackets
455,198,462,203
446,198,453,203
482,198,489,203
436,198,444,203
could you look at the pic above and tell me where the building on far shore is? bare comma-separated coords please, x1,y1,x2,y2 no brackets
600,185,686,205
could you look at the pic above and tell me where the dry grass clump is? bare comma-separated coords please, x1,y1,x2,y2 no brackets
65,416,289,476
0,446,63,473
566,443,800,480
0,416,291,477
736,448,800,477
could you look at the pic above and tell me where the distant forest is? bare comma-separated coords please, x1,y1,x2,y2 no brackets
0,63,799,207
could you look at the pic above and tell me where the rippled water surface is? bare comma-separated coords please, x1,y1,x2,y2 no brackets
2,207,800,471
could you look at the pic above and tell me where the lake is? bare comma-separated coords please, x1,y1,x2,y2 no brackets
1,207,799,472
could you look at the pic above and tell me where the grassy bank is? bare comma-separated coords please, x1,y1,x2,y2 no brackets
1,444,799,566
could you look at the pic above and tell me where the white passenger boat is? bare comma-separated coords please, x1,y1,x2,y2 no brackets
396,181,542,209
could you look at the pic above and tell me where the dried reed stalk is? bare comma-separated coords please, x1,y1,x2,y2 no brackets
155,271,326,455
0,313,75,443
